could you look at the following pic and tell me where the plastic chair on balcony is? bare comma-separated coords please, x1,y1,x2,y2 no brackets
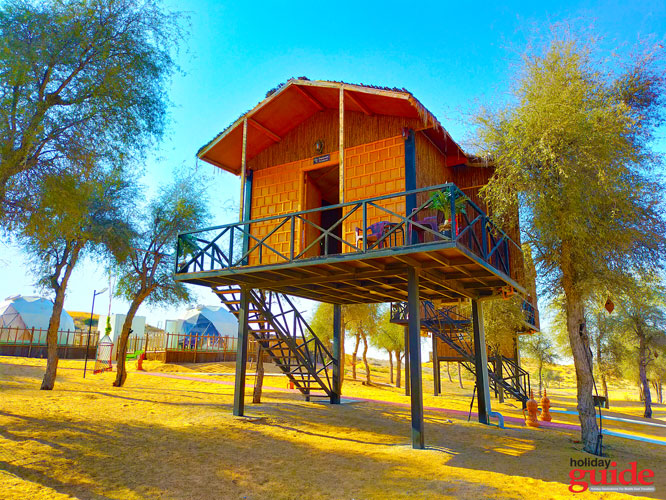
355,221,391,250
408,208,439,244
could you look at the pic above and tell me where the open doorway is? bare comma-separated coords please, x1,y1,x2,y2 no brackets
303,164,340,258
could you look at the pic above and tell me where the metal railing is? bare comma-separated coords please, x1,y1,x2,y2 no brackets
176,183,519,279
0,327,98,348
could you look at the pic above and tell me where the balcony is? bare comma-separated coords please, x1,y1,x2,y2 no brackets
174,184,526,304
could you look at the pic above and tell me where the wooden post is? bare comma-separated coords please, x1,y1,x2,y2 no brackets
404,129,417,244
432,333,440,396
233,288,250,416
28,327,34,358
472,299,491,425
339,85,345,204
193,333,199,364
331,304,342,404
404,326,410,396
239,118,248,222
64,330,70,358
407,267,424,449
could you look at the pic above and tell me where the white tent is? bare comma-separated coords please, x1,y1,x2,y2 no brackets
181,305,237,338
0,295,76,344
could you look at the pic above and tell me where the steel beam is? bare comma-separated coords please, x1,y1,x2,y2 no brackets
407,267,424,449
472,299,491,424
331,304,342,404
404,326,410,396
233,289,250,416
432,333,440,396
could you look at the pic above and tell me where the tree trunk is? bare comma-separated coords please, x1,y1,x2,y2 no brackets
446,361,453,382
113,295,145,387
638,329,652,418
388,350,394,385
396,351,402,389
458,362,464,389
340,320,345,389
562,245,600,454
601,374,610,409
351,333,360,380
362,331,371,385
41,246,81,390
252,339,264,404
538,362,543,397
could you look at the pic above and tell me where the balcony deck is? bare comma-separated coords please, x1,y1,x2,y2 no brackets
174,184,526,304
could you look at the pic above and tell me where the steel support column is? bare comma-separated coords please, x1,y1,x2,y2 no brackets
233,288,250,416
331,304,342,404
407,267,424,449
432,333,440,396
404,129,417,244
404,326,410,396
472,299,491,424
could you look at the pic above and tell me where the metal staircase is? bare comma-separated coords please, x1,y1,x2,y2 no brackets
214,285,334,399
391,301,530,405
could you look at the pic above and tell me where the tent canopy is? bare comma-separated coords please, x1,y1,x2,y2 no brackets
0,295,75,331
181,305,237,338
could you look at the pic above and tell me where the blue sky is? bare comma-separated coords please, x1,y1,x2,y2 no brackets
0,0,664,336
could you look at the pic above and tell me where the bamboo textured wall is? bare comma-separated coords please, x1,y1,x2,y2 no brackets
248,109,423,171
342,136,406,248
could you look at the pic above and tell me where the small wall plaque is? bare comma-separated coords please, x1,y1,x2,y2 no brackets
313,154,330,164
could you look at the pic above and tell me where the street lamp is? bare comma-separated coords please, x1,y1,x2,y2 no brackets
83,287,108,378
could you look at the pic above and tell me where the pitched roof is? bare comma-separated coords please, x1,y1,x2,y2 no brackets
198,78,469,174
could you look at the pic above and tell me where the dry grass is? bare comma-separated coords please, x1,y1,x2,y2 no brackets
0,356,664,499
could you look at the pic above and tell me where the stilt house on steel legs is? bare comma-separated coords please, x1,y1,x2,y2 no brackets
175,78,540,449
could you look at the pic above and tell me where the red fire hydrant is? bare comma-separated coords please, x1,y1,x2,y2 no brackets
137,352,146,371
539,390,552,422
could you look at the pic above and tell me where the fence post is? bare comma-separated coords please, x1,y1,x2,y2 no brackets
28,327,34,357
64,330,70,358
193,334,199,363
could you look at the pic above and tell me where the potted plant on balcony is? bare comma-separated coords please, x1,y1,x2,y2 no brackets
429,189,467,234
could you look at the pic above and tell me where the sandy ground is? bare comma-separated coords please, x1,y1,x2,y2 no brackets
0,356,665,500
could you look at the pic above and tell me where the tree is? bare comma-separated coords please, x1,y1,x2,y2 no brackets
16,164,134,389
113,177,208,387
523,331,558,396
371,308,405,386
483,296,525,357
615,276,666,418
475,36,666,453
0,0,183,217
345,303,380,385
310,302,347,388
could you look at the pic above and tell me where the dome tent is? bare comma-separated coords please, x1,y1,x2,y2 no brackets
180,305,237,349
0,295,75,344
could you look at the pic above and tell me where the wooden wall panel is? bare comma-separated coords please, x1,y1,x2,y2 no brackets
342,136,406,249
248,109,422,171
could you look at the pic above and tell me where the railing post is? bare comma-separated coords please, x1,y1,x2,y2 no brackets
481,217,488,260
362,201,367,252
64,330,70,358
449,185,457,238
229,226,234,267
290,215,295,261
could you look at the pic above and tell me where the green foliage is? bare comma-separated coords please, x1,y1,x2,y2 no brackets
0,0,185,213
371,307,405,354
17,163,135,294
482,296,525,355
429,189,467,220
114,174,209,308
310,302,335,347
104,316,112,338
475,38,666,297
522,331,558,366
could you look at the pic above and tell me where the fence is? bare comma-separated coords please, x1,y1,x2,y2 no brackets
123,332,266,364
0,326,98,359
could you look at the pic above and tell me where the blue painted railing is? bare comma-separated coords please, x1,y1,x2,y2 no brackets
175,183,520,279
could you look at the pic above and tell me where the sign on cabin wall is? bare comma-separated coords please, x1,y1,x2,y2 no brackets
313,154,330,164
